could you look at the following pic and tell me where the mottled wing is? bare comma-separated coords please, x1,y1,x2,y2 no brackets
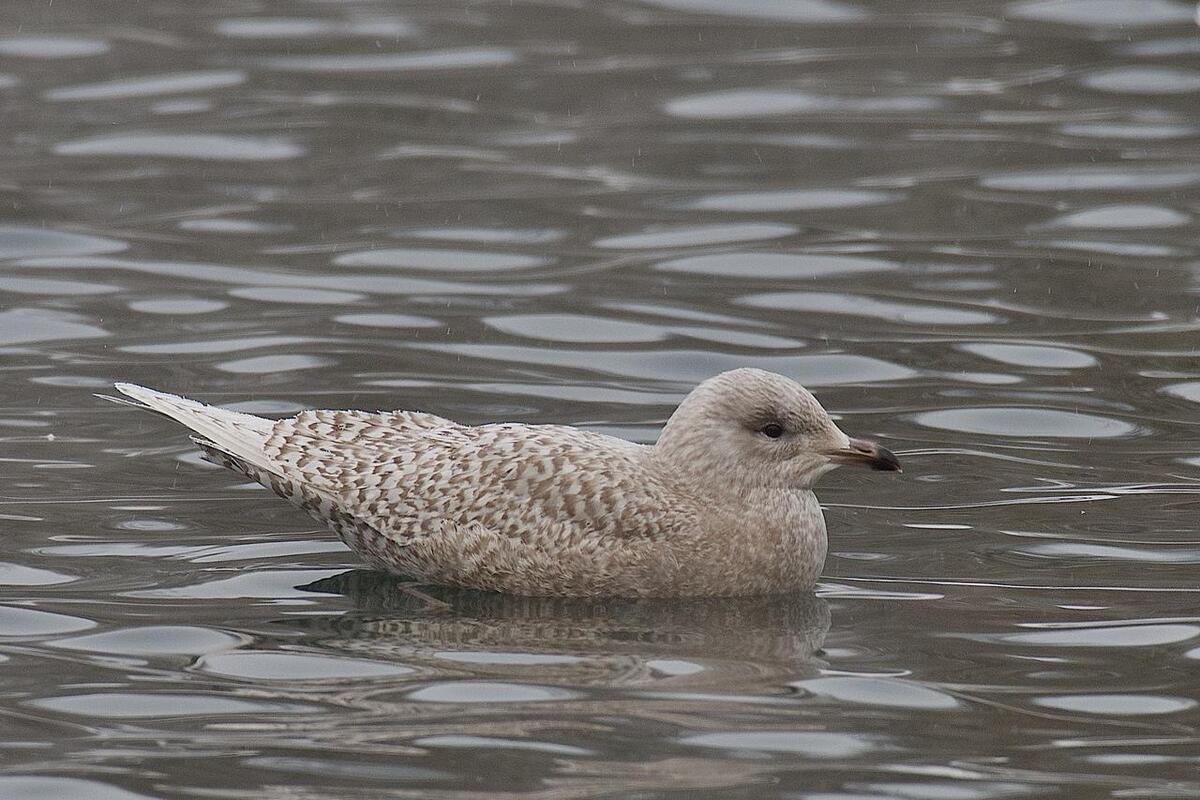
261,411,681,549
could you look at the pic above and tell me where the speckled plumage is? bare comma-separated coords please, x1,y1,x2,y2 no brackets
113,369,899,597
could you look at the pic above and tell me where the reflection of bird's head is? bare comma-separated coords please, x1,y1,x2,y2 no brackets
655,368,900,490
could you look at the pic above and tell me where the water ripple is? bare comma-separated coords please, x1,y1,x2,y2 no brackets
46,70,246,101
55,133,303,161
264,47,518,73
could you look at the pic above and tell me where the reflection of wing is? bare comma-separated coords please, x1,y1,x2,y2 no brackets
297,570,831,688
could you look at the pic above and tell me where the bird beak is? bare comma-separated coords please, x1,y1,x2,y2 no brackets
824,438,902,472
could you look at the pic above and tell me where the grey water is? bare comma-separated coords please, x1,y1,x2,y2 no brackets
2,0,1200,797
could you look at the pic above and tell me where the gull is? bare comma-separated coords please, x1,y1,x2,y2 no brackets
111,369,900,597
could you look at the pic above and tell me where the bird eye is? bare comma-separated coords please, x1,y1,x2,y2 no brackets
759,423,785,439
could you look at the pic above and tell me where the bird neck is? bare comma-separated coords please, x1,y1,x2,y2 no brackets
649,440,750,498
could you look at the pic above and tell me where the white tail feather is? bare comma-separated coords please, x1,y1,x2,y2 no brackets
113,383,275,471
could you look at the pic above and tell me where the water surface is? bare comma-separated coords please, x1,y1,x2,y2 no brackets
3,1,1200,797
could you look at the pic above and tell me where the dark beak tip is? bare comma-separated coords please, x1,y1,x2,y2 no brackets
827,441,902,473
874,447,902,472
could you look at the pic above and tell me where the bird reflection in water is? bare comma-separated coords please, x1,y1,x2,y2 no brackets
296,569,831,691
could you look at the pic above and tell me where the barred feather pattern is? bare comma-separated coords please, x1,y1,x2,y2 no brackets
253,411,708,595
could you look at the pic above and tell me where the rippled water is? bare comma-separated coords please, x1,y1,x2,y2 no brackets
3,1,1200,797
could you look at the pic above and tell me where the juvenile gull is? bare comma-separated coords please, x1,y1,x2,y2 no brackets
112,369,900,597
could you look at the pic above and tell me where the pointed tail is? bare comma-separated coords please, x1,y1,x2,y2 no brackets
110,383,275,473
